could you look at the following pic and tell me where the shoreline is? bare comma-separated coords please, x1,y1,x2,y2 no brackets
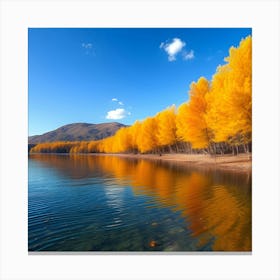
94,153,252,173
30,152,252,173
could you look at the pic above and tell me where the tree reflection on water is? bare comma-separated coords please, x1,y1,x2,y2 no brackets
29,153,251,251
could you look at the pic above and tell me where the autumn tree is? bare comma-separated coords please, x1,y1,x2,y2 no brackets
176,103,192,153
113,127,133,153
137,117,159,153
130,120,142,153
206,35,252,153
156,105,178,152
177,77,212,151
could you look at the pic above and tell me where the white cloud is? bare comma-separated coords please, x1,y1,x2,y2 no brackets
82,42,94,55
106,108,127,120
183,50,195,60
82,43,93,49
112,98,124,106
160,38,186,61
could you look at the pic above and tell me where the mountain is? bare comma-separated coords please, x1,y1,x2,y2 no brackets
28,122,127,144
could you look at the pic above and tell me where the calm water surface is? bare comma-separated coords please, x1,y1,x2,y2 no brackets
28,154,251,252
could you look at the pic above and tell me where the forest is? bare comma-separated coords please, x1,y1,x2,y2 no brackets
30,36,251,156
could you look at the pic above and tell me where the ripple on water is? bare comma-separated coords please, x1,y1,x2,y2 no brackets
28,154,251,251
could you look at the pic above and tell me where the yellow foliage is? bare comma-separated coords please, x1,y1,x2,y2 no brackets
176,103,189,143
177,77,211,149
156,105,177,147
137,117,159,153
206,36,252,143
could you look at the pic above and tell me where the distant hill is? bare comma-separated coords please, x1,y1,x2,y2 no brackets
28,122,127,144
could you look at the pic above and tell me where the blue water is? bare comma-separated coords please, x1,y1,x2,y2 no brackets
28,154,251,252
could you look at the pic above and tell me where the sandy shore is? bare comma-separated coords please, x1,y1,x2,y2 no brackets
104,153,252,173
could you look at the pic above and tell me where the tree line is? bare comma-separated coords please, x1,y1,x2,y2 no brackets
30,36,251,155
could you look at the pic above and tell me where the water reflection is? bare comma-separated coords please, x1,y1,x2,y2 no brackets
29,154,251,251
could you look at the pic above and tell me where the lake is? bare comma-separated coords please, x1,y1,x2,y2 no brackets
28,153,251,252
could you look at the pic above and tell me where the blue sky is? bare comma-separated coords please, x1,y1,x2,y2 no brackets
28,28,251,136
